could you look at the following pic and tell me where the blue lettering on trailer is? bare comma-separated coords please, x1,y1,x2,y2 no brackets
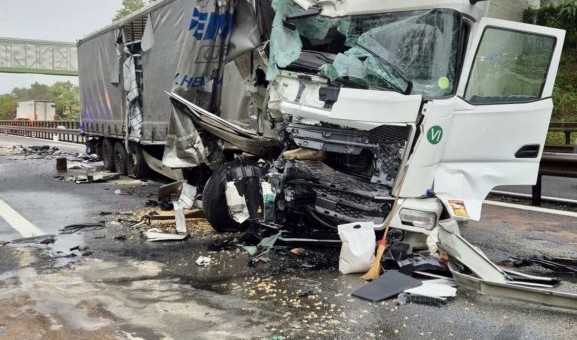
189,8,232,41
174,73,205,88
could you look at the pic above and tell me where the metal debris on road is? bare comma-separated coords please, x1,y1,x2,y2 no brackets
60,223,105,234
397,292,448,307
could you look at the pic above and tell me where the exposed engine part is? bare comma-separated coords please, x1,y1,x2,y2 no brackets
274,161,393,227
371,142,405,186
285,123,411,187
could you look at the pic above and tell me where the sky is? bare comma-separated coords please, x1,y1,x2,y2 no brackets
0,0,122,94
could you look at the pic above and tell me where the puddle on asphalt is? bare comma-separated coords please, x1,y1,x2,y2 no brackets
0,246,275,339
10,232,91,268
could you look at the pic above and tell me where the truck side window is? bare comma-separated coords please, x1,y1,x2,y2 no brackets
464,27,556,104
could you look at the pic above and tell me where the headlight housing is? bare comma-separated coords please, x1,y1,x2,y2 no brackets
399,209,437,230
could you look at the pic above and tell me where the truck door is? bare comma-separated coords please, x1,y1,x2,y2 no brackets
431,18,565,220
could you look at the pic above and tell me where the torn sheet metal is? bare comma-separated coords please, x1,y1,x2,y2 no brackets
144,199,189,242
142,149,184,180
448,262,577,311
440,221,577,309
162,0,260,168
166,92,281,157
144,228,188,242
437,221,509,284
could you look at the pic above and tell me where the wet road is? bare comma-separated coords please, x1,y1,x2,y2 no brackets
1,134,577,340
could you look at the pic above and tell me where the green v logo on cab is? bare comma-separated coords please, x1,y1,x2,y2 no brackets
427,126,443,145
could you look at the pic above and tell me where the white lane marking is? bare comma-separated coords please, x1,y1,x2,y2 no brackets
485,200,577,218
0,199,44,238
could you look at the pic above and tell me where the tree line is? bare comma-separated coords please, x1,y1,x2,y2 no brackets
0,82,79,121
524,0,577,123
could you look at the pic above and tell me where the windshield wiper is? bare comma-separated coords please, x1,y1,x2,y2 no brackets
356,42,414,95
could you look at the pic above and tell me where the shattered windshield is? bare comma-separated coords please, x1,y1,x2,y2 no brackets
267,1,461,97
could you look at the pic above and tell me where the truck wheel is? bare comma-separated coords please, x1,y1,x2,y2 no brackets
114,141,128,175
102,138,115,172
127,143,149,179
203,162,262,233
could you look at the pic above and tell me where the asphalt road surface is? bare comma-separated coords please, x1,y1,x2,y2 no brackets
1,134,577,340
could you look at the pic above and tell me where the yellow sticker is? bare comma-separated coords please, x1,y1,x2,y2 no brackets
438,76,450,90
449,200,469,219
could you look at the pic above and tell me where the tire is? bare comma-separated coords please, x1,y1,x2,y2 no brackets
102,138,115,172
203,162,262,233
114,141,128,175
127,143,149,179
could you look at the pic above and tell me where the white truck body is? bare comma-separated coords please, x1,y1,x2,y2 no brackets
16,101,56,121
168,0,565,234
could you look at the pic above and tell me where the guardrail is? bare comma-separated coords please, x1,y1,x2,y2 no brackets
533,152,577,206
2,120,577,207
549,122,577,145
0,120,85,144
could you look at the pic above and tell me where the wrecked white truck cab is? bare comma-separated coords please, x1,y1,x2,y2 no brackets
76,0,574,309
184,0,565,242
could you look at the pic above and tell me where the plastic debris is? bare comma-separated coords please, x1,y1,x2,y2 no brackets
290,248,305,256
243,232,281,257
338,222,375,274
397,293,448,307
114,188,129,195
196,256,211,267
404,280,457,299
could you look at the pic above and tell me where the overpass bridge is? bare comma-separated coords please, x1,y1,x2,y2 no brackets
0,37,77,76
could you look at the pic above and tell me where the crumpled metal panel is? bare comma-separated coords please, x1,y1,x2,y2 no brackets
162,0,261,168
78,30,124,137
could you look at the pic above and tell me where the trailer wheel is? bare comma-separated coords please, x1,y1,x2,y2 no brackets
114,141,128,175
102,138,115,172
203,162,262,233
127,143,149,179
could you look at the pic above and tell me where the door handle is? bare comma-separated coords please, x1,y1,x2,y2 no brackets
515,144,540,158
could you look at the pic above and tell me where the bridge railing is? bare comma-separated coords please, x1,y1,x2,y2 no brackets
0,120,85,144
